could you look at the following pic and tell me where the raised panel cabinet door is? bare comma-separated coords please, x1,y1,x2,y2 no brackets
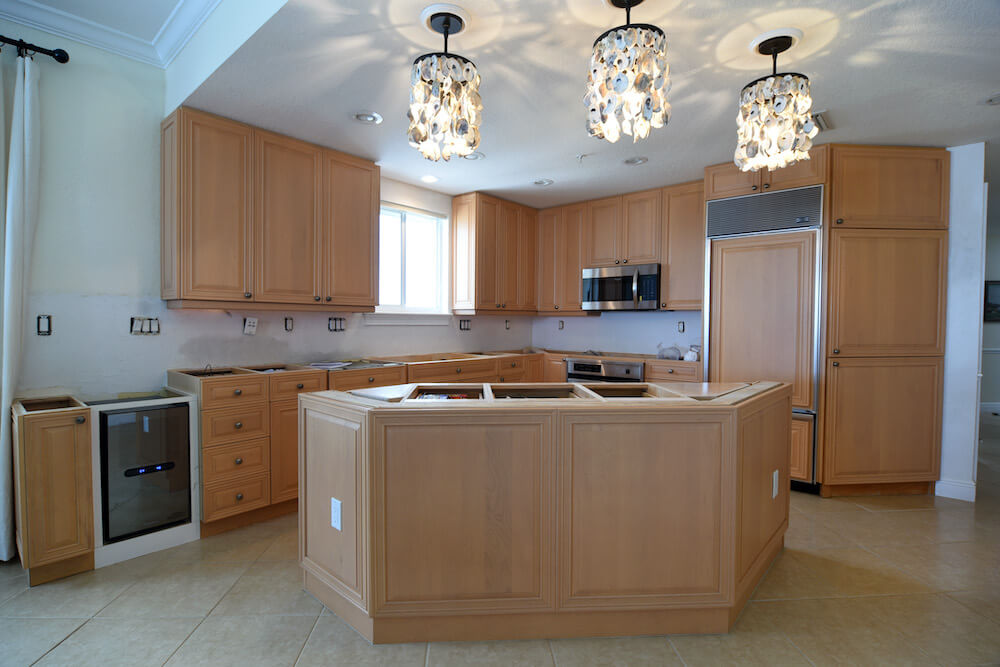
789,416,814,482
270,400,300,504
475,196,501,311
182,110,253,300
583,196,621,267
451,193,476,311
543,356,566,382
704,162,760,200
709,231,816,410
24,411,93,567
558,204,586,310
253,130,323,304
661,181,705,310
536,208,559,311
620,189,661,265
761,145,829,192
827,229,947,357
498,201,520,310
830,146,949,229
517,207,538,310
325,152,379,306
823,357,942,484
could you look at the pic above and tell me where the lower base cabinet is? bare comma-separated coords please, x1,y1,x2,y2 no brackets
270,401,300,503
822,356,943,486
790,415,814,482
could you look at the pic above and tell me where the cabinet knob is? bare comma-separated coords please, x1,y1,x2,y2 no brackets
325,296,332,302
502,304,507,308
660,302,666,308
623,259,629,264
244,292,252,299
615,260,620,264
833,349,840,354
511,362,517,368
234,457,243,465
456,368,462,374
555,305,560,309
75,416,86,424
314,296,321,301
500,377,505,382
297,383,304,389
832,362,840,367
234,421,243,429
763,183,770,190
235,493,244,501
836,219,844,225
368,377,375,383
668,368,674,374
234,389,242,396
751,185,758,191
496,303,501,308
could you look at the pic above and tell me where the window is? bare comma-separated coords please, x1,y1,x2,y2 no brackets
377,204,449,314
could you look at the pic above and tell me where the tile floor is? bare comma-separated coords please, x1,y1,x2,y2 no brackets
2,423,999,667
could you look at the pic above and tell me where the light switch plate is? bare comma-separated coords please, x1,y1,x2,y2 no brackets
677,321,685,333
772,469,780,499
243,317,258,335
330,497,342,531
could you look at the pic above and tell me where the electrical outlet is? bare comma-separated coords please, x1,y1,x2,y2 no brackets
772,469,779,499
36,315,52,336
558,320,565,330
505,319,510,330
677,321,685,333
243,317,258,335
330,497,342,531
284,317,294,332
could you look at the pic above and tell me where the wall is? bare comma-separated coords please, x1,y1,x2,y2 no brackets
938,143,987,502
531,311,703,358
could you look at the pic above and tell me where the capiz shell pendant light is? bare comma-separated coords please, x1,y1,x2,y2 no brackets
408,9,482,162
735,31,818,172
585,0,670,144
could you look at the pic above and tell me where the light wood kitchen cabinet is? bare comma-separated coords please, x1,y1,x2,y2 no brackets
583,193,660,267
270,401,300,504
704,145,829,200
659,181,705,310
583,196,621,267
537,208,558,312
537,205,585,314
329,365,408,391
253,130,323,304
790,415,814,482
161,107,379,311
830,146,949,229
826,229,947,357
12,397,94,585
453,193,538,313
543,354,567,382
823,357,942,485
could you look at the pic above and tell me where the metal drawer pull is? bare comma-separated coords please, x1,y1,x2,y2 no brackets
833,349,840,354
234,389,242,396
314,296,321,301
751,184,758,191
244,292,252,298
296,383,304,389
668,368,674,373
456,368,462,373
763,183,770,189
234,422,243,429
510,362,517,367
75,416,86,424
234,457,243,465
836,218,844,224
368,377,375,382
832,362,840,367
236,493,244,501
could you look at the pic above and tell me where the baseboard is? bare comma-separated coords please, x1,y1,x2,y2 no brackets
935,479,977,502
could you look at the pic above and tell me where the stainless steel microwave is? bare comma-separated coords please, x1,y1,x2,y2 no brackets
581,263,659,311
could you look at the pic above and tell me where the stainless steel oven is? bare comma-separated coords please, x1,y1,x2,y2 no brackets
582,263,659,311
566,358,644,382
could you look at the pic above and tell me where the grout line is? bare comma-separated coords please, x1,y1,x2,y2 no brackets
28,617,89,666
424,640,430,667
547,638,557,666
291,612,323,666
780,632,817,667
666,637,688,667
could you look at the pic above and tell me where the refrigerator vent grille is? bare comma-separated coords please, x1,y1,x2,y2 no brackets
707,185,823,238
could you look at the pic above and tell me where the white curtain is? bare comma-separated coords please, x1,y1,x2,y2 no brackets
1,55,41,561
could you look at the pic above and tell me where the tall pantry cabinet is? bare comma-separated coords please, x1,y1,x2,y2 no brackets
821,146,949,495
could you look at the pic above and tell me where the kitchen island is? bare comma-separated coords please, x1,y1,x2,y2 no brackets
298,380,792,643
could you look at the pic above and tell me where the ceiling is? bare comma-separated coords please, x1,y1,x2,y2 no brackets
0,0,222,66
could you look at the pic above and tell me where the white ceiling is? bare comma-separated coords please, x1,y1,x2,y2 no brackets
0,0,222,66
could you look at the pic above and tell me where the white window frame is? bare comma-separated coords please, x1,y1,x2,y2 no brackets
372,202,450,321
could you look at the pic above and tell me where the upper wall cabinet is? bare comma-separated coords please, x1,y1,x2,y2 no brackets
582,190,660,268
161,107,379,311
704,145,829,200
830,146,949,229
537,204,584,314
453,192,538,313
659,181,704,310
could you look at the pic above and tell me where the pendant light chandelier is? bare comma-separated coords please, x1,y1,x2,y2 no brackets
584,0,670,144
407,10,482,162
734,31,818,172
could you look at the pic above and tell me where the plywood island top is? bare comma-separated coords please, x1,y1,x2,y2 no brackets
305,380,781,409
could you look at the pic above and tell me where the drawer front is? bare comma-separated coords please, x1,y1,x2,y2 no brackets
645,361,700,381
201,375,268,409
498,356,525,372
202,404,269,446
203,473,270,522
270,371,326,402
407,358,498,382
330,365,407,391
202,437,269,484
496,370,526,383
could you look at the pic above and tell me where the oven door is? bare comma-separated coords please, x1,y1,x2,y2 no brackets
582,263,659,311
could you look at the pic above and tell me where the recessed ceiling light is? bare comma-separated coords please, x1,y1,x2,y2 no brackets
985,93,1000,106
463,151,486,161
533,178,554,187
420,175,439,184
623,156,648,166
354,111,383,125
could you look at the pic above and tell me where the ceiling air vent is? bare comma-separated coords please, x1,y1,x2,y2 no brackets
812,110,832,132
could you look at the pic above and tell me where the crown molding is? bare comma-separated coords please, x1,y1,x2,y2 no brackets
0,0,222,68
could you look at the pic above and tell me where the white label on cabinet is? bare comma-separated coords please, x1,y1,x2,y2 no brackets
330,497,342,531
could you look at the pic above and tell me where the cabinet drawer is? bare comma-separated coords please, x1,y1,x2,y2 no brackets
496,370,526,383
202,437,269,484
330,365,407,391
497,356,525,372
407,358,498,382
645,361,701,381
269,371,326,402
201,375,268,409
203,473,270,522
201,404,269,447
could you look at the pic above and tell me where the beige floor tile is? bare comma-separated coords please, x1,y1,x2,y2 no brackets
295,614,426,667
865,593,1000,665
165,615,315,667
949,587,1000,623
871,541,1000,591
256,530,298,561
669,602,809,666
851,494,974,512
549,635,682,666
0,617,85,666
0,567,136,618
788,492,865,515
96,562,246,619
210,561,321,617
753,547,933,600
36,617,200,667
815,509,955,547
0,559,26,580
0,570,28,605
428,639,554,666
783,514,857,550
751,598,938,666
165,530,276,564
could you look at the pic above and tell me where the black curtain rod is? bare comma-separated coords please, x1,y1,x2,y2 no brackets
0,34,69,63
